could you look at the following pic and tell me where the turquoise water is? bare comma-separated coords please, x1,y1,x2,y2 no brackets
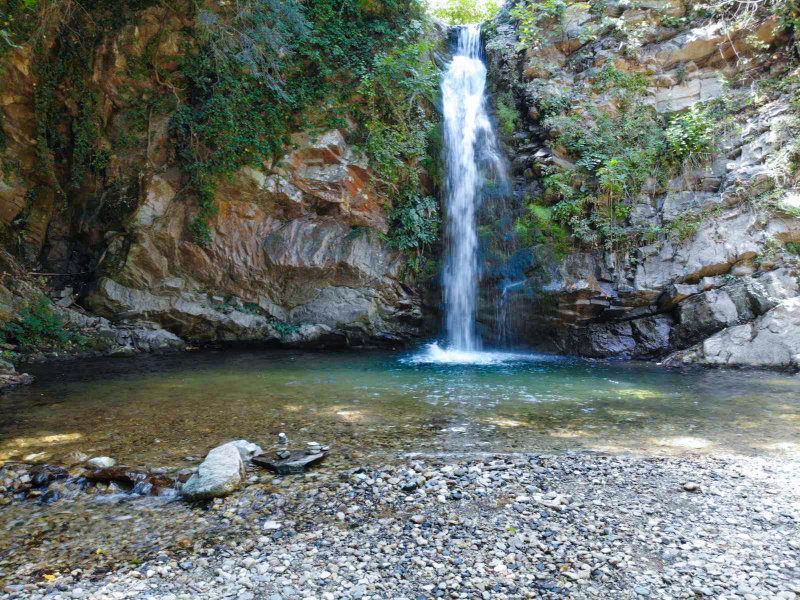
1,347,799,466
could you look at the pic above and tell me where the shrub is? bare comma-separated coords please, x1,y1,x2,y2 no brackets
509,0,567,50
383,192,440,261
665,104,713,162
496,92,520,137
1,295,87,352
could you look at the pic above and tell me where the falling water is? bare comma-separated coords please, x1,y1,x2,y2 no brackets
441,25,507,351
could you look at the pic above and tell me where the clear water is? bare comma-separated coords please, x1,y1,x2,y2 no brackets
2,349,799,467
442,25,509,351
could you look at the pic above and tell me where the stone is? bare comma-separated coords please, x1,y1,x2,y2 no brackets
221,440,264,461
86,457,116,469
29,465,69,488
683,482,700,492
251,450,326,475
668,298,800,369
181,443,246,500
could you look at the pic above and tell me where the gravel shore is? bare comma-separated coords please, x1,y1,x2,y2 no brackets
2,452,799,600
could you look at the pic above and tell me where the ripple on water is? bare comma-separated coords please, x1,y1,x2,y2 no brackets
403,343,557,366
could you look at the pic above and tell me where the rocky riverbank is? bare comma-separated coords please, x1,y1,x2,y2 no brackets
1,452,798,600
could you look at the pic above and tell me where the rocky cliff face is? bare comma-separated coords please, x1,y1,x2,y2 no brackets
0,2,443,354
483,0,800,368
82,129,424,347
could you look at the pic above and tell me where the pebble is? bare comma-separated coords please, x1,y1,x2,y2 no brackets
0,454,797,600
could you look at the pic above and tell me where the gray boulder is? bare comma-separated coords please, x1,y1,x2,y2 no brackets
181,443,246,500
666,297,800,369
221,440,264,461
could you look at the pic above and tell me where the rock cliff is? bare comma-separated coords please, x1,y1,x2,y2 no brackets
0,1,444,357
481,0,800,369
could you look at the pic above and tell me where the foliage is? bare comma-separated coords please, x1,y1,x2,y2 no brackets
509,0,567,50
665,105,714,162
513,197,571,256
1,295,87,351
356,23,439,192
525,67,670,249
429,0,500,24
382,192,440,269
495,92,520,137
195,0,310,100
173,0,437,248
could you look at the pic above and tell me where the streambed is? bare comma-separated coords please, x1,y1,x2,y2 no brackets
2,346,799,466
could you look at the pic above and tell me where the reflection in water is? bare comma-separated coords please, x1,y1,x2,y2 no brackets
1,348,799,465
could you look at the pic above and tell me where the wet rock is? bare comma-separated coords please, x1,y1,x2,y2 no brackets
252,450,326,475
29,465,69,488
86,457,116,469
86,468,176,496
221,440,264,461
182,443,246,500
63,451,90,466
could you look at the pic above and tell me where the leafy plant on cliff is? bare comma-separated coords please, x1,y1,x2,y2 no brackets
665,105,714,162
353,19,442,263
509,0,567,50
173,0,436,248
383,192,440,270
0,294,87,352
496,91,520,137
532,66,666,249
195,0,310,100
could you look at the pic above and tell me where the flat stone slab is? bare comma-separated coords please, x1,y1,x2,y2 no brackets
252,451,327,475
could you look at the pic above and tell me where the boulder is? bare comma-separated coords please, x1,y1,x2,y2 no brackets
667,297,800,369
221,440,264,461
673,271,799,347
181,443,246,500
673,288,739,346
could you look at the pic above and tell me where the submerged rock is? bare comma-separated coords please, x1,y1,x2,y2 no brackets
86,468,176,496
29,465,69,488
86,457,116,469
63,451,90,466
252,450,326,475
181,444,246,500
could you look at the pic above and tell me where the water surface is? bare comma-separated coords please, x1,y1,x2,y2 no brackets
2,347,799,466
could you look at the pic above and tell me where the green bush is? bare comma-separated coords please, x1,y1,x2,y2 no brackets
514,197,571,256
496,92,520,137
509,0,567,50
665,105,713,162
536,66,667,248
383,192,440,264
1,295,87,352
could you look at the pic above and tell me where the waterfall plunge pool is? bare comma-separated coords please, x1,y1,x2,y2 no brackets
2,347,799,467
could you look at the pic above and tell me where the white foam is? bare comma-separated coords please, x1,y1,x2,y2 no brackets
404,343,549,366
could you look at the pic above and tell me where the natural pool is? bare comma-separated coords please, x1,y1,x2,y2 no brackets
2,345,799,466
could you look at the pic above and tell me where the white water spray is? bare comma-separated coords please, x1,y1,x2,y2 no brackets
441,25,505,351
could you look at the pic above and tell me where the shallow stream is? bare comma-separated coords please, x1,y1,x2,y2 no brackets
2,346,799,466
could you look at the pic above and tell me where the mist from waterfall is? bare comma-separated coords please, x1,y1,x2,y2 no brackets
441,24,508,353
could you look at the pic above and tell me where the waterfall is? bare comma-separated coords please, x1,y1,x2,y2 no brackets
441,24,507,351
